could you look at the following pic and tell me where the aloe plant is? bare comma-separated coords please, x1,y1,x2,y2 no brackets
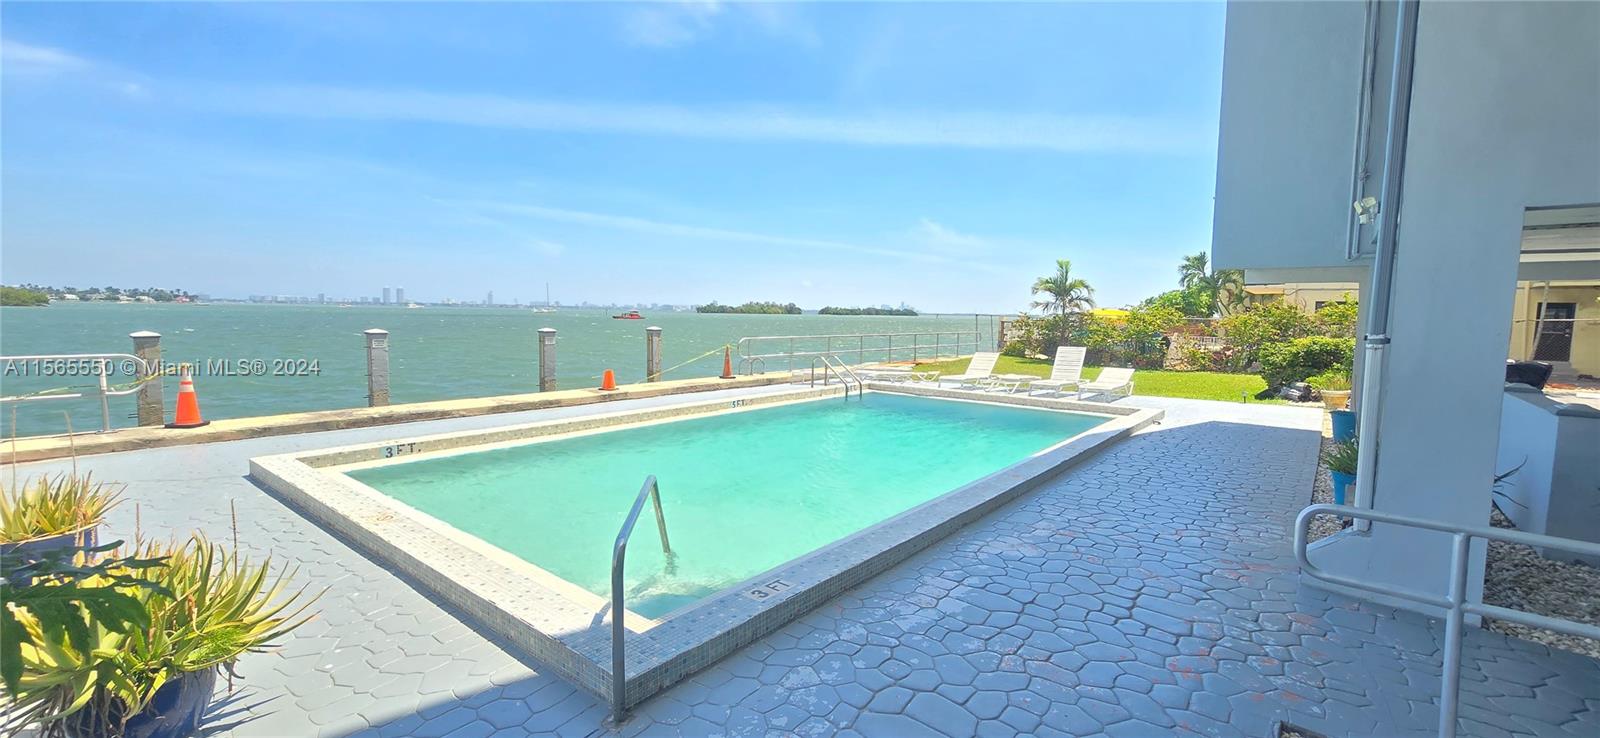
1,536,320,736
1321,437,1359,476
0,474,121,544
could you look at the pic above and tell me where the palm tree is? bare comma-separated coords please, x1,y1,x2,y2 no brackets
1031,259,1095,316
1178,251,1245,317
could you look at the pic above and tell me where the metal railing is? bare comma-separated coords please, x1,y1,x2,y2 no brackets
736,331,981,374
1294,504,1600,738
0,354,151,432
809,355,862,400
610,475,673,724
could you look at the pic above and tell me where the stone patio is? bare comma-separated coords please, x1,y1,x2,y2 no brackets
10,387,1598,737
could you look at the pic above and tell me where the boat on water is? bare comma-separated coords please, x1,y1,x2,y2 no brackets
406,302,424,309
612,310,644,320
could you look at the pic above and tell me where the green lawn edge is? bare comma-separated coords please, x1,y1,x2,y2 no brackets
911,355,1285,404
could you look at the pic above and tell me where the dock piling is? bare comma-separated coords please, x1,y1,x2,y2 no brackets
539,328,558,392
129,331,164,426
364,329,390,407
646,326,662,382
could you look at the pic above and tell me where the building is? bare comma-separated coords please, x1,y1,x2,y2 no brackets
1212,0,1599,612
396,287,406,304
1241,282,1359,314
382,286,392,305
1508,279,1600,381
486,291,494,307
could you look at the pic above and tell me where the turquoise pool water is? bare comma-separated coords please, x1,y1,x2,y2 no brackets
350,393,1105,617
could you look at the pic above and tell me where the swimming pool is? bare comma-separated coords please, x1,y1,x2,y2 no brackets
348,392,1107,617
251,384,1161,710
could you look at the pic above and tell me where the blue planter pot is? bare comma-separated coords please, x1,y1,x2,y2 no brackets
1,524,99,559
1,525,99,584
1330,410,1356,443
66,668,217,738
1330,472,1355,506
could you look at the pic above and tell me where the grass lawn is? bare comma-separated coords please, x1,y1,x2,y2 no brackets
911,355,1280,404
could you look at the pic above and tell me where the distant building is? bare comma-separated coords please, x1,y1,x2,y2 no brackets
317,293,326,304
486,291,494,306
396,287,406,304
382,286,392,305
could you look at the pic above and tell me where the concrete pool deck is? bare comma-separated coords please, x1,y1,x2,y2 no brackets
6,385,1597,737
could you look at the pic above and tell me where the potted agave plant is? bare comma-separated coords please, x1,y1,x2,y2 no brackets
1321,436,1358,506
2,535,319,738
0,473,121,560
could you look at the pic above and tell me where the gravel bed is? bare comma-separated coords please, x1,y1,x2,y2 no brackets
1483,506,1600,658
1305,413,1347,543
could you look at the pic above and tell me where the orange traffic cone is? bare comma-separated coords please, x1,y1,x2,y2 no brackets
600,369,617,391
165,364,209,428
720,346,735,379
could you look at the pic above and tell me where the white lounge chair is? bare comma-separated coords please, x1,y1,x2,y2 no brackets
938,352,1000,389
1077,367,1135,401
1028,346,1087,397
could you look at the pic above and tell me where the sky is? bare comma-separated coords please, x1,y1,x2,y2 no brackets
0,1,1226,312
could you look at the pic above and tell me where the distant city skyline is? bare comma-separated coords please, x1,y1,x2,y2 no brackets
1,3,1225,312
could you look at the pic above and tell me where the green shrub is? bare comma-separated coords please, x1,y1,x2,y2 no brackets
1216,301,1316,371
1314,296,1359,337
1001,340,1029,358
1259,336,1355,388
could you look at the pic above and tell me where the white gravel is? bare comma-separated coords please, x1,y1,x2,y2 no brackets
1483,506,1600,658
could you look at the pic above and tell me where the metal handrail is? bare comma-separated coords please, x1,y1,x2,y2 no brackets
610,475,672,724
737,331,980,374
808,355,862,400
0,353,151,432
1295,504,1600,738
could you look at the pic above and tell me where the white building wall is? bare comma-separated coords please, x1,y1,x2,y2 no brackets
1212,1,1374,271
1217,0,1600,609
1336,0,1600,604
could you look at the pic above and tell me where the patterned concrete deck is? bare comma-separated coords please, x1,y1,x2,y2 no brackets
11,388,1597,737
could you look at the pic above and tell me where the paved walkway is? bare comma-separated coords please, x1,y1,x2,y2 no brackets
12,390,1598,737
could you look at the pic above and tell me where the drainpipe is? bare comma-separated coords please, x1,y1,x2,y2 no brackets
1353,0,1421,522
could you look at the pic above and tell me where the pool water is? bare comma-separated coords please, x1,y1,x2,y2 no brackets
350,393,1105,617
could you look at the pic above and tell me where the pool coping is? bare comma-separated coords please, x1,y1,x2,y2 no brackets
247,384,1162,711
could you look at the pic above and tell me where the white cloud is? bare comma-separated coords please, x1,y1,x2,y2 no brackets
456,199,1007,272
620,1,724,48
618,1,815,49
1,38,91,76
197,84,1207,155
911,218,990,254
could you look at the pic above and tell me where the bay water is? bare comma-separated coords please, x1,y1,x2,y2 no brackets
0,303,1000,437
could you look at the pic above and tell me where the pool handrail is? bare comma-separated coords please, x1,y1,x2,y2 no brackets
809,354,862,400
610,475,672,724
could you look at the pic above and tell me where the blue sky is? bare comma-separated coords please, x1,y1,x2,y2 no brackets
1,1,1225,312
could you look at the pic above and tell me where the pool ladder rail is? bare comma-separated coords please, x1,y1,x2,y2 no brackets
808,354,863,400
609,475,673,725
